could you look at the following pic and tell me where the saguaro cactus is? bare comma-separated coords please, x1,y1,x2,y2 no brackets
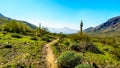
39,23,41,36
80,20,83,36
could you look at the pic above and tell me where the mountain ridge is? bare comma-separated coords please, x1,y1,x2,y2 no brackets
84,16,120,33
0,13,4,16
0,13,37,29
0,13,77,34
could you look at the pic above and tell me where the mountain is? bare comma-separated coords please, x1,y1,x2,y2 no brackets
0,13,36,29
0,13,11,20
84,16,120,33
0,13,4,16
49,27,78,34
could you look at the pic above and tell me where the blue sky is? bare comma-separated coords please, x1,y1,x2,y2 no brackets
0,0,120,30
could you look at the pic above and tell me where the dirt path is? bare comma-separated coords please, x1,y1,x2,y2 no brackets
40,39,59,68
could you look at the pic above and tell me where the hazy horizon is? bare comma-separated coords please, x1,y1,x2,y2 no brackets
0,0,120,30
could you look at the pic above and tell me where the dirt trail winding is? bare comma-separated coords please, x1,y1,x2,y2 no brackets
40,39,59,68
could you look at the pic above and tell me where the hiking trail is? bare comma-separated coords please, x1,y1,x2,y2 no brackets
40,39,59,68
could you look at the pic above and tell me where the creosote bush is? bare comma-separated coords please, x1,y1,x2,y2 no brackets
6,63,26,68
111,48,120,60
58,51,82,68
41,34,53,42
30,36,38,41
75,64,94,68
4,45,12,48
70,42,102,54
11,33,22,38
70,43,81,52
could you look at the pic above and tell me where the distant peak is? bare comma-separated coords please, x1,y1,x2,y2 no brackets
108,16,120,22
0,13,4,17
63,27,70,29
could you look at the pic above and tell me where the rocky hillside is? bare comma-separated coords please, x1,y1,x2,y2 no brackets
84,16,120,33
0,13,36,29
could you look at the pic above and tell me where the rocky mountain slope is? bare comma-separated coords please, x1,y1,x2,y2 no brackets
84,16,120,33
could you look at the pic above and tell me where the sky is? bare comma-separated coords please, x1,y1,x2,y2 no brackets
0,0,120,30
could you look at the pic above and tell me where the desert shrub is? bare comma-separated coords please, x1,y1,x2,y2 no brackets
4,44,12,48
2,31,7,34
41,36,50,42
67,32,90,42
111,48,120,60
70,43,81,52
91,38,99,42
75,64,94,68
6,64,16,68
30,36,38,41
16,63,26,68
11,33,22,38
86,43,103,54
112,44,119,48
6,63,26,68
3,42,12,48
41,35,53,42
57,51,82,68
103,48,109,52
70,42,102,54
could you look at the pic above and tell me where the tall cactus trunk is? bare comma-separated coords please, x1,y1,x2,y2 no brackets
80,20,83,36
39,23,41,36
80,25,82,36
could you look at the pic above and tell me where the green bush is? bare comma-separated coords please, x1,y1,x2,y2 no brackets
58,51,82,68
4,44,12,48
2,31,7,34
75,64,94,68
70,42,102,54
30,36,38,41
11,33,22,38
71,43,81,52
111,48,120,60
6,63,26,68
41,35,53,42
86,43,103,54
